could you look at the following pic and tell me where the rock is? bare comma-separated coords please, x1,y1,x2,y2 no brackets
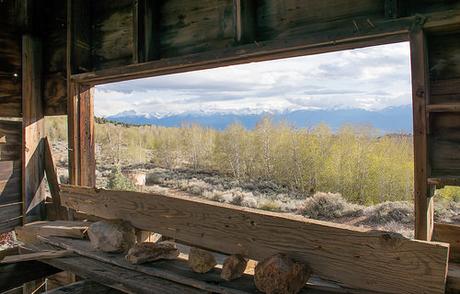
126,241,180,264
221,254,247,281
188,247,217,273
87,220,136,253
254,254,311,294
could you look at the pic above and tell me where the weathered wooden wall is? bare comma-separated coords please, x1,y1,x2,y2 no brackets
0,121,22,233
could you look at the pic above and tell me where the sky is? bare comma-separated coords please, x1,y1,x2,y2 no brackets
95,42,411,118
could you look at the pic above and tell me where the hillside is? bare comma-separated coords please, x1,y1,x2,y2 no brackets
107,105,413,133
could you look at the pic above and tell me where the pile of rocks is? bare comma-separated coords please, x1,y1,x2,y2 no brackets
87,220,311,294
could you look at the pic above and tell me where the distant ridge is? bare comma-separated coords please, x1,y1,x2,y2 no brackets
106,105,413,133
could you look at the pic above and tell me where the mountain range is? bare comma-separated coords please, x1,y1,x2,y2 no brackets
106,105,413,133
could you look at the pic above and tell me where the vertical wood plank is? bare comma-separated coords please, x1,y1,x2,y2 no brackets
78,84,95,187
234,0,256,44
22,35,45,224
135,0,161,63
410,28,433,241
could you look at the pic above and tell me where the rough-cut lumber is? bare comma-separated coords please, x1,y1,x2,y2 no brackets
26,242,205,294
433,223,460,262
44,137,70,220
0,260,60,293
0,160,21,206
41,235,347,294
47,280,124,294
447,262,460,294
60,185,449,294
0,120,21,161
410,27,433,241
427,104,460,113
22,34,45,223
15,221,89,245
428,176,460,187
1,250,74,264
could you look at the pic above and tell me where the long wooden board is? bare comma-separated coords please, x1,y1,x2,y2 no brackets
24,243,205,294
60,185,450,294
433,223,460,262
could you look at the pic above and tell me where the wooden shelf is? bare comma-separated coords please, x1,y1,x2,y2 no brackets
427,104,460,113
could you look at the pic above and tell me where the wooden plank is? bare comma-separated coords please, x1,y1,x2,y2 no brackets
0,160,21,205
234,0,256,44
0,120,21,161
47,280,124,294
433,223,460,262
44,137,69,219
0,27,21,117
78,85,95,187
447,262,460,294
0,217,22,234
32,248,206,294
1,250,74,264
427,104,460,112
410,27,433,241
134,0,162,63
43,73,67,116
60,185,450,294
0,260,60,293
428,176,460,187
42,236,250,294
430,78,460,105
0,202,22,221
15,221,89,245
22,35,45,224
42,236,357,294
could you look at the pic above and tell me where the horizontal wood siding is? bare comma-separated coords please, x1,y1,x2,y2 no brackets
92,0,133,70
0,29,21,117
428,32,460,178
160,0,234,58
60,185,449,294
257,0,384,40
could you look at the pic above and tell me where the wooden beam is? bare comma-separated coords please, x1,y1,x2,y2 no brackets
77,84,95,187
428,176,460,187
29,246,205,294
71,9,460,85
60,185,449,294
22,35,45,224
15,221,89,245
410,27,433,241
427,104,460,112
44,137,70,220
1,250,74,264
433,223,460,262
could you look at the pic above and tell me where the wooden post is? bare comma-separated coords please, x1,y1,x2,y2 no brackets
22,35,45,224
78,84,95,187
410,27,433,241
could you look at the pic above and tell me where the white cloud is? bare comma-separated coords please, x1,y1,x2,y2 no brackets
95,42,411,117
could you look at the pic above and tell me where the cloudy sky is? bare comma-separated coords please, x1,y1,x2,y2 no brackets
95,42,411,118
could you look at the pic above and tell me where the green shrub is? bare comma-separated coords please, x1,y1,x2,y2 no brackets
300,192,363,220
106,167,136,191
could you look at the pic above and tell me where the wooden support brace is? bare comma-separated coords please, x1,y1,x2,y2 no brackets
134,0,162,63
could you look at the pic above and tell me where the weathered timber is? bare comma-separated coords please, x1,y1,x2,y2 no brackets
44,137,69,220
0,160,21,206
428,176,460,187
1,250,74,264
427,104,460,112
60,185,449,294
0,260,60,293
27,243,206,294
0,120,21,161
15,221,89,245
41,235,346,294
47,280,124,294
433,223,460,262
410,27,433,241
0,27,21,117
22,34,45,223
447,262,460,294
